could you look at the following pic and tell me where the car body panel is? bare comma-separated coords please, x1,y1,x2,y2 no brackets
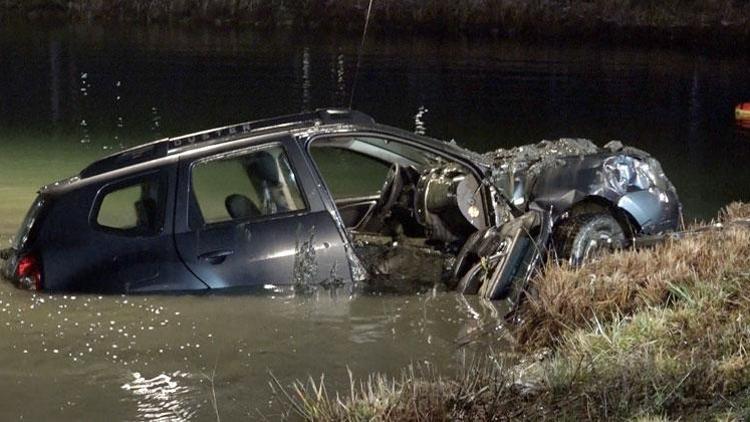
27,161,207,293
173,134,353,290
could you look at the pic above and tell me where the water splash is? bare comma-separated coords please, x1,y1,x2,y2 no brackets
78,72,92,144
151,106,162,136
79,119,90,144
332,51,346,106
319,261,346,291
114,80,125,149
414,106,429,135
301,47,311,109
80,72,89,97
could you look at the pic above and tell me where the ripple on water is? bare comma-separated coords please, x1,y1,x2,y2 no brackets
122,371,201,422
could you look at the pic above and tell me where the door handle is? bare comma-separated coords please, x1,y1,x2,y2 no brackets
198,249,235,265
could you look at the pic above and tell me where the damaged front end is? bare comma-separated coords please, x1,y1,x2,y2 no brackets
452,138,681,303
484,139,680,233
453,210,552,303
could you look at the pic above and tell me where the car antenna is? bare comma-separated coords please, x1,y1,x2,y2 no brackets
348,0,374,110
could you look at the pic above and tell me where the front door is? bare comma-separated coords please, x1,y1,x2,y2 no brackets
174,139,352,290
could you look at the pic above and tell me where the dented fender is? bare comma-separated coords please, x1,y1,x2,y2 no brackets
483,139,681,237
528,156,680,234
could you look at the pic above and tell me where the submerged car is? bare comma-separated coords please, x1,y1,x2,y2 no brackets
0,109,681,297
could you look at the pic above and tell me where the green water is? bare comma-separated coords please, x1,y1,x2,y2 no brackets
1,23,749,420
0,137,91,235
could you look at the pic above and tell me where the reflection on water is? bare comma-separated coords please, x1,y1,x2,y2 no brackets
0,24,749,420
0,279,510,420
122,371,199,422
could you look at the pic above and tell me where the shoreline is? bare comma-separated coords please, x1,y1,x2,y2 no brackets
278,203,750,420
2,1,749,51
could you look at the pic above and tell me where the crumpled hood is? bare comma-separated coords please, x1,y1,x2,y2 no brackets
484,138,600,192
478,138,681,233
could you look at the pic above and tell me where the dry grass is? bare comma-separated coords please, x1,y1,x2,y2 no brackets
270,356,520,421
516,202,750,350
273,202,750,420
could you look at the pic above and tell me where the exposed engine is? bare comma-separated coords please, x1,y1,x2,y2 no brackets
415,163,487,244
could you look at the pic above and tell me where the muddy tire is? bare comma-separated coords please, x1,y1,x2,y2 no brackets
555,213,626,266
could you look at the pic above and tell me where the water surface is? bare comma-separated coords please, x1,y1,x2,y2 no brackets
1,24,749,420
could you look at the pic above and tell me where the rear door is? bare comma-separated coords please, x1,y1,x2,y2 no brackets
53,165,206,293
174,136,352,290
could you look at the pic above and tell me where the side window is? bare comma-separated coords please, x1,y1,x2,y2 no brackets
191,145,306,225
309,147,390,199
96,174,163,234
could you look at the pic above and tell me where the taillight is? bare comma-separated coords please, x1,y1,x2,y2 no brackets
16,253,42,291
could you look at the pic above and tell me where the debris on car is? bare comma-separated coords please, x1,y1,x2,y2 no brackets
0,109,681,297
353,233,454,294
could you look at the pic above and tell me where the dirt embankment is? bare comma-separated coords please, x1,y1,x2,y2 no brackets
3,0,750,49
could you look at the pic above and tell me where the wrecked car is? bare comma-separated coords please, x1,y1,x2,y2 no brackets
0,109,681,296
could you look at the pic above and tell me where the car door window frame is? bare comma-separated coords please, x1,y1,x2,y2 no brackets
305,131,492,229
305,133,425,203
188,142,310,230
308,144,393,201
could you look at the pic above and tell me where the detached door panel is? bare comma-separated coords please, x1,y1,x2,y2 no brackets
174,139,351,290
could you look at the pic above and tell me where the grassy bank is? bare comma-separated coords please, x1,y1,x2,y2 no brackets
3,0,750,47
275,203,750,420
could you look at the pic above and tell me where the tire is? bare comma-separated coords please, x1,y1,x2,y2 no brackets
555,213,626,266
455,262,484,295
450,229,487,289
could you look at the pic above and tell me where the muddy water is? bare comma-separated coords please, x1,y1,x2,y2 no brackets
1,24,750,419
0,283,509,420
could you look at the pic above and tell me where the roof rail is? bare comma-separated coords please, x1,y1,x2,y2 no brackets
167,108,374,150
316,109,374,125
79,141,169,178
79,109,375,179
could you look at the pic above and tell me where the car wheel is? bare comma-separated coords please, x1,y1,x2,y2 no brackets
455,261,484,295
450,229,487,290
555,213,626,266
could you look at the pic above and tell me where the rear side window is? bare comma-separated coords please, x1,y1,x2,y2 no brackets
191,145,306,225
95,174,163,235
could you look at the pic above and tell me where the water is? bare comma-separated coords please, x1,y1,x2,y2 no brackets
1,24,750,419
0,284,509,420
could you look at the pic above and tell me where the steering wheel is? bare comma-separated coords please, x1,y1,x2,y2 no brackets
358,163,403,231
375,163,403,216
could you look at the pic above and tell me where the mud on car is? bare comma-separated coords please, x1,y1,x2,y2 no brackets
0,109,681,297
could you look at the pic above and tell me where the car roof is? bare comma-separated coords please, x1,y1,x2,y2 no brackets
41,108,485,195
78,109,376,179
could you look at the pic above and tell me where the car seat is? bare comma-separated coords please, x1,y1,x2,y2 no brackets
225,194,261,220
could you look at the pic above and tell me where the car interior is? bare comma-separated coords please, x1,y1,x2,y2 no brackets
190,145,306,227
309,136,488,286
